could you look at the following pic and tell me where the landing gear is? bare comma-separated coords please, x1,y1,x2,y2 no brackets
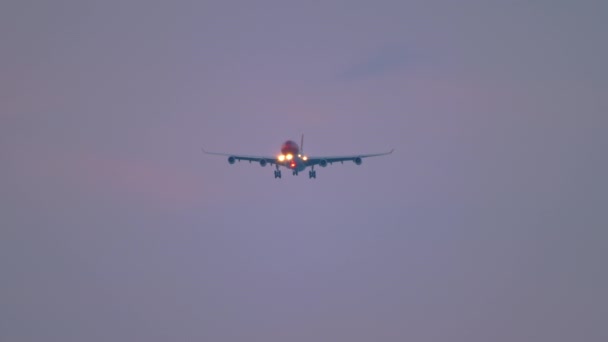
292,170,298,176
274,165,282,179
309,170,317,179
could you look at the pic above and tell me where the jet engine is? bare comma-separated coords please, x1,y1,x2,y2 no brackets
354,157,362,165
319,160,328,167
259,159,267,167
228,156,236,164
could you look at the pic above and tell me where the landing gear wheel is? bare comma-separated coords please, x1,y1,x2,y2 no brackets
309,170,317,179
274,170,282,179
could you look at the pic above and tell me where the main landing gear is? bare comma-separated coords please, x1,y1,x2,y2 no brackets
309,168,317,179
274,167,316,179
274,165,282,179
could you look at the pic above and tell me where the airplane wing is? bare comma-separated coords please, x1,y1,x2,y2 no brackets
306,149,394,166
202,148,278,166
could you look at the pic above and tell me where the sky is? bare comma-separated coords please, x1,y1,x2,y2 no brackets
1,0,607,341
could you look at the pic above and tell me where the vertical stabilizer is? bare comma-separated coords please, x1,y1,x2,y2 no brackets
300,134,304,154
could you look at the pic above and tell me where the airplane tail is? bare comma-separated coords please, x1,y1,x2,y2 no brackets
300,134,304,154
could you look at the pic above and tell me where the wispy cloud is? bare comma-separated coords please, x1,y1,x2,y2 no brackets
10,146,207,210
336,45,418,81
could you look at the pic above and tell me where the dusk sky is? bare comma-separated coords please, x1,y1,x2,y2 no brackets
2,1,607,341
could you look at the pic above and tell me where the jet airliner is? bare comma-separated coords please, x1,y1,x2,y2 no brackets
203,135,393,179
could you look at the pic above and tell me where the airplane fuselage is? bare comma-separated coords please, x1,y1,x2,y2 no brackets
278,140,308,173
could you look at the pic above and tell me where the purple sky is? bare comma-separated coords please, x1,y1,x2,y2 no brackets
2,1,607,341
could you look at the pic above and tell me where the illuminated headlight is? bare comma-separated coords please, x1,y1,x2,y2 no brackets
278,155,286,162
286,154,293,160
302,156,308,161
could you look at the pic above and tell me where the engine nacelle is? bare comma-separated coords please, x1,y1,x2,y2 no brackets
228,156,236,164
319,160,328,167
259,159,267,167
354,157,362,165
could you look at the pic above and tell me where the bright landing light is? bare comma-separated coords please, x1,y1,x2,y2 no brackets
278,155,285,162
303,156,308,161
286,154,293,160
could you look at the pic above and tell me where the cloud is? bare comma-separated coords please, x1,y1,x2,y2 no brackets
336,45,417,81
7,146,207,211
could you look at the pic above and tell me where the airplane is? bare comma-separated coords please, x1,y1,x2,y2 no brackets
203,135,393,179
